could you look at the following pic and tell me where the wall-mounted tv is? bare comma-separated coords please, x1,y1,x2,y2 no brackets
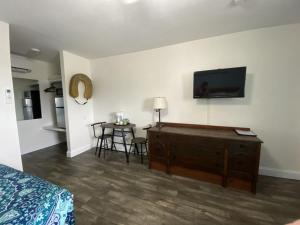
193,67,246,99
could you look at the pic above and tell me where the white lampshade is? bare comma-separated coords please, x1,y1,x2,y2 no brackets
153,97,167,110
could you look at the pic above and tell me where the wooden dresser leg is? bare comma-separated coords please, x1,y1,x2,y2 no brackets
223,147,229,187
251,143,261,194
251,183,257,194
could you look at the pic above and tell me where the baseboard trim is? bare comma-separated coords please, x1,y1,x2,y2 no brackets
259,167,300,180
67,144,91,158
22,141,66,155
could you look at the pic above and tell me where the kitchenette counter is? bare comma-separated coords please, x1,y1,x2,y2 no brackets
43,125,66,133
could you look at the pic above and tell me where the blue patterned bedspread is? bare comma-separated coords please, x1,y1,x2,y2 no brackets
0,164,74,225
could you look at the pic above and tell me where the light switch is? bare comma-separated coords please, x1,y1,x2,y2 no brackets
5,88,12,104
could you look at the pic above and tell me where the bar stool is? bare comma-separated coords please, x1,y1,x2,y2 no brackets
129,126,152,164
91,122,114,157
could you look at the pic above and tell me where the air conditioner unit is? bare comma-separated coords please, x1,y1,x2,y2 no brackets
11,54,32,73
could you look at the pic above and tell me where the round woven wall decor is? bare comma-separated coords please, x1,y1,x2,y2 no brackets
69,73,93,105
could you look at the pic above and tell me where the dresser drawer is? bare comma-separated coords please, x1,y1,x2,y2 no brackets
170,136,225,173
148,132,168,162
230,142,256,151
228,142,257,180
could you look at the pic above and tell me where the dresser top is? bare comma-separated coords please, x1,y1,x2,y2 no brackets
149,124,263,143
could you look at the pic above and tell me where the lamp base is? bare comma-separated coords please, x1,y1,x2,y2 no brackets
155,109,162,128
156,123,164,129
155,109,165,128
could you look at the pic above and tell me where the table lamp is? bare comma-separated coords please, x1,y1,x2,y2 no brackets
153,97,167,125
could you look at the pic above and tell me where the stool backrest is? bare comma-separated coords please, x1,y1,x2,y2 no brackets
142,125,152,140
91,122,106,138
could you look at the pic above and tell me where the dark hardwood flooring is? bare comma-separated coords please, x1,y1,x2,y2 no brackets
22,143,300,225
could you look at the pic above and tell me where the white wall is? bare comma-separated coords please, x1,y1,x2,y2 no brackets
91,23,300,180
12,58,66,154
0,21,23,170
60,51,94,157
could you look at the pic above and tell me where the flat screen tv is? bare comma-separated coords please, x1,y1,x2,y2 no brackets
193,67,246,98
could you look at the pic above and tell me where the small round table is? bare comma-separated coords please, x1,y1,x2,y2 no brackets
100,123,137,163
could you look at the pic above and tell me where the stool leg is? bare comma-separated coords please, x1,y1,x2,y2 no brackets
129,141,133,156
134,143,139,155
105,139,109,158
104,139,107,150
95,137,100,155
113,143,117,151
141,143,143,164
109,139,115,151
110,129,115,152
98,137,104,158
103,140,106,159
132,141,136,155
145,143,149,160
121,129,129,164
98,128,106,158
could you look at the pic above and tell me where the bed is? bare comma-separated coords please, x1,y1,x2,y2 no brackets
0,164,74,225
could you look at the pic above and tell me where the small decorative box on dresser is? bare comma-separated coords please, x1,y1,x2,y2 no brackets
147,122,263,193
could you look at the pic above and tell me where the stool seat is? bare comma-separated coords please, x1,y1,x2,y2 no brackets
129,125,152,164
102,133,112,139
131,137,147,144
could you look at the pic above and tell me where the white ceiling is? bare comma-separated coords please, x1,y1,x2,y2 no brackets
0,0,300,61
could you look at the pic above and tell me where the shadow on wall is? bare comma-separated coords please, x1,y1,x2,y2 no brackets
259,144,280,173
142,97,153,113
142,97,168,125
109,112,117,122
142,97,156,124
181,71,194,101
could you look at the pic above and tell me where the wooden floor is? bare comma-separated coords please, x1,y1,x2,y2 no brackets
22,143,300,225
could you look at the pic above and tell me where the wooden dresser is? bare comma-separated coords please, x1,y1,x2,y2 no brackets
147,122,263,193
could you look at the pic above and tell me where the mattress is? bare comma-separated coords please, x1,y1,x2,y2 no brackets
0,164,74,225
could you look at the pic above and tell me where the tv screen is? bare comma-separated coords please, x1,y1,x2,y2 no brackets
193,67,246,98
